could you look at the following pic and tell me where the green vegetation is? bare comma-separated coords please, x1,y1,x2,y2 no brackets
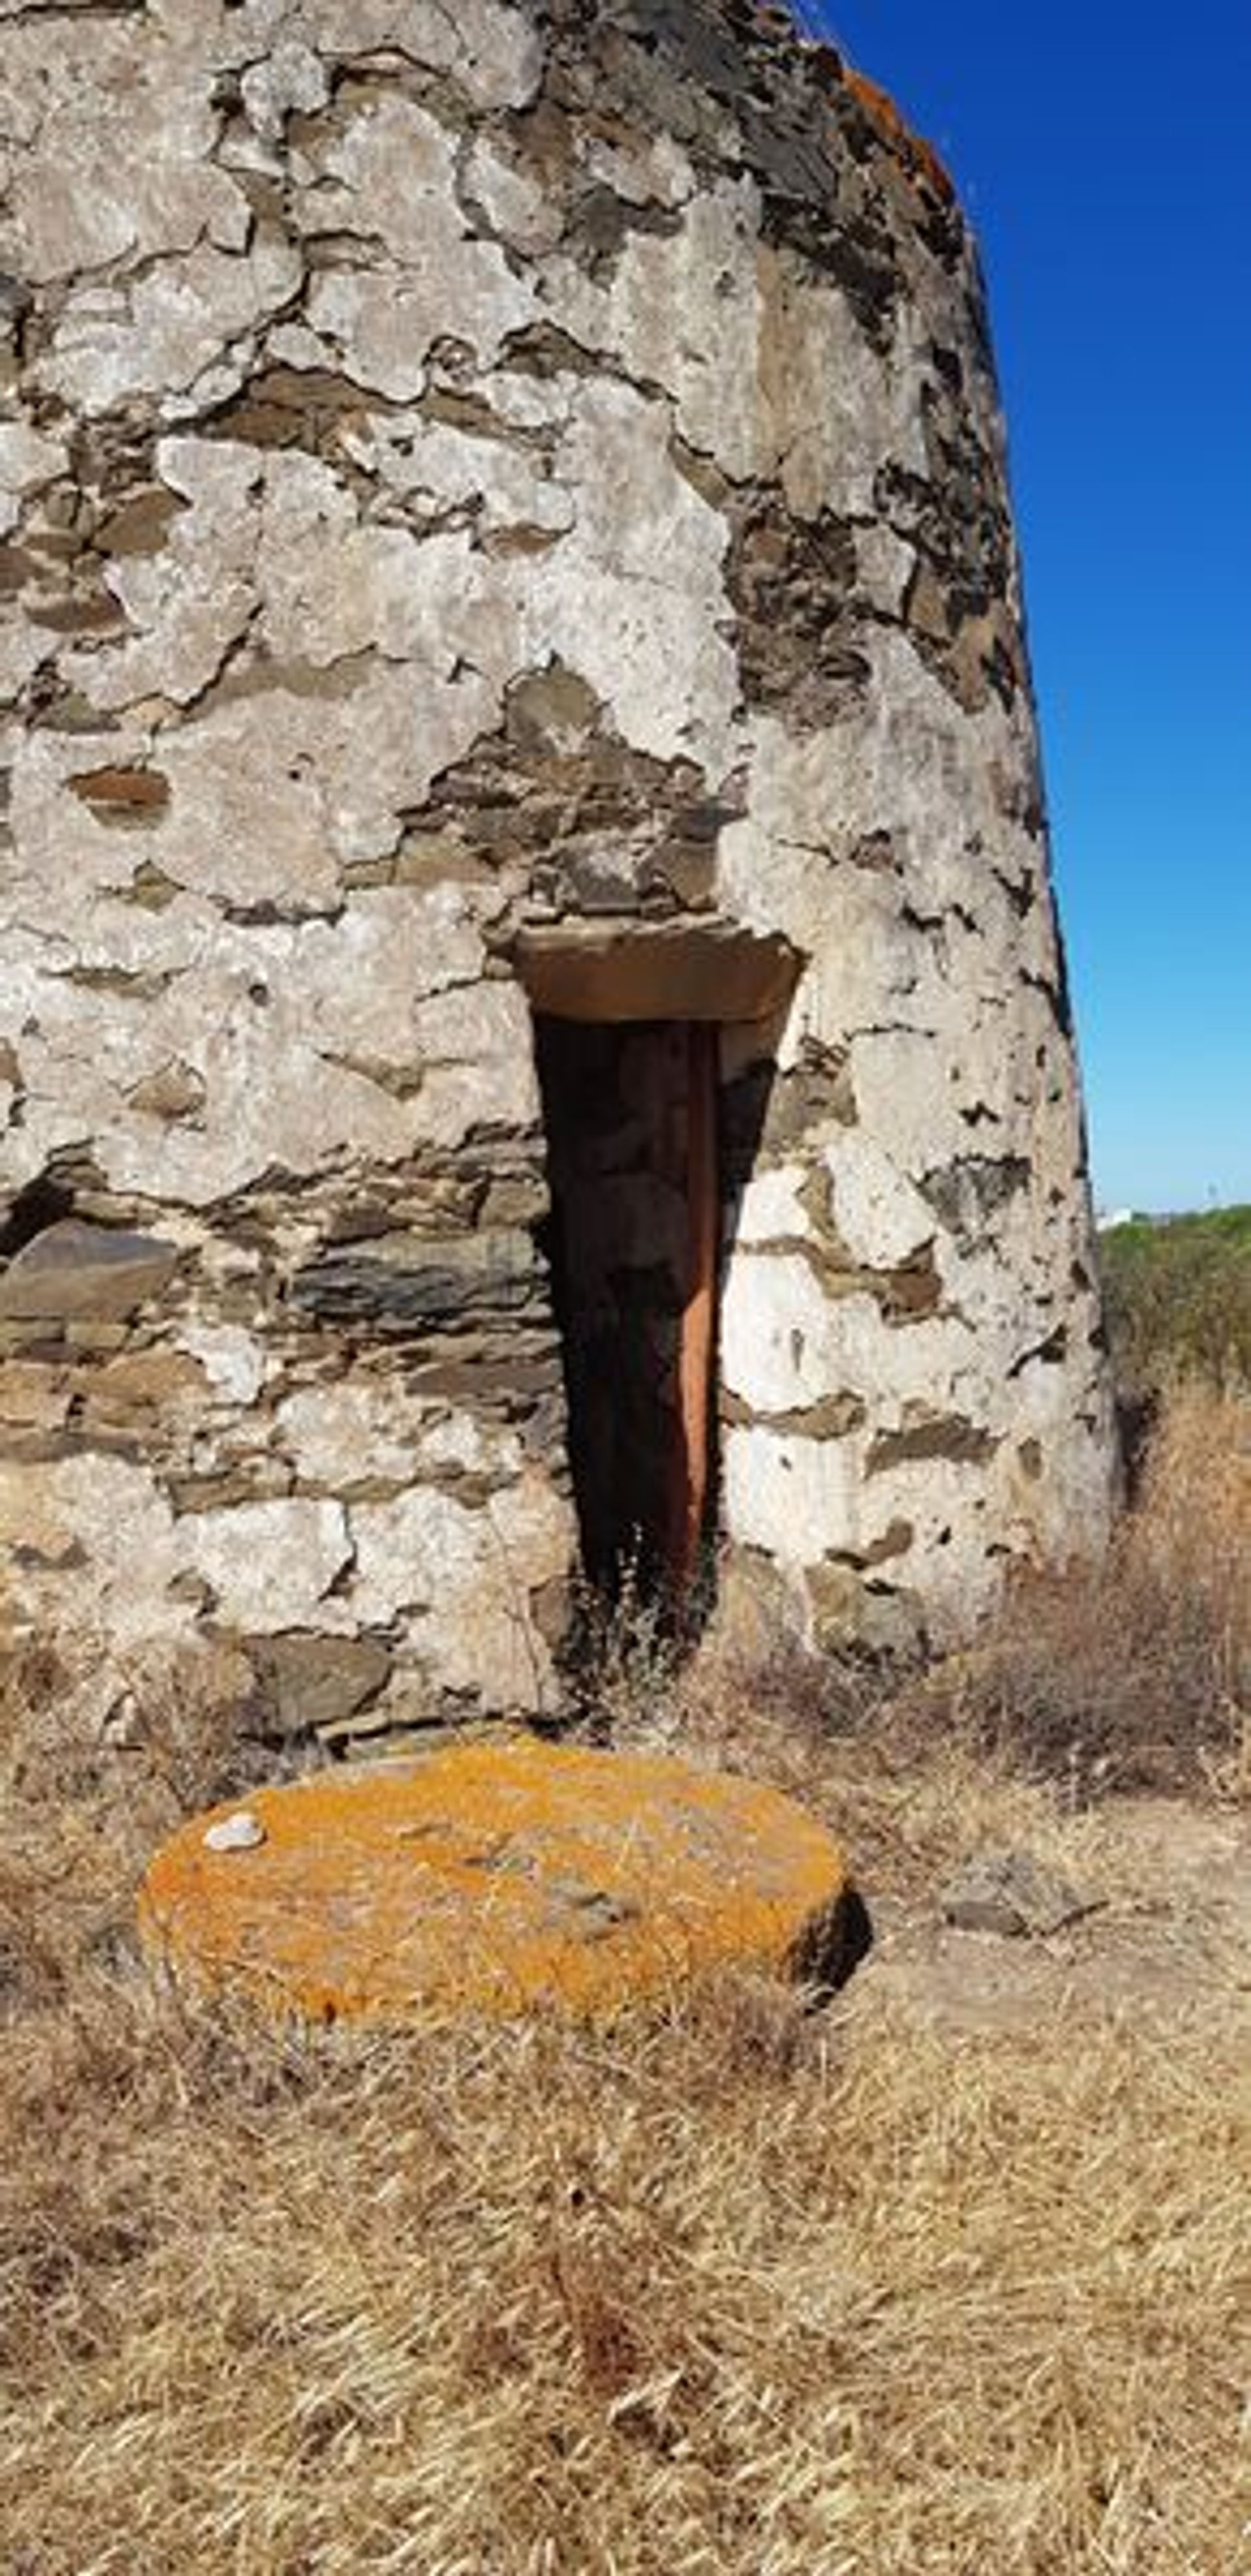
1099,1203,1251,1394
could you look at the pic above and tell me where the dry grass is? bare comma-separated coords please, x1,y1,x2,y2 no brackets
1,1390,1248,2574
942,1381,1250,1798
611,1382,1249,1812
2,1892,1244,2573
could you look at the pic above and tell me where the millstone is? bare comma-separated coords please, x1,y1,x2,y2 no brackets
138,1737,857,2023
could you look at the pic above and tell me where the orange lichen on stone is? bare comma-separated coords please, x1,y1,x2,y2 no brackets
138,1738,856,2025
842,66,955,205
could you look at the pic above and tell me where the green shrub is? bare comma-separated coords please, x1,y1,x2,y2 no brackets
1099,1205,1251,1396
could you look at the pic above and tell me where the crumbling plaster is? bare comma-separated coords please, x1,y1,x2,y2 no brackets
0,0,1117,1740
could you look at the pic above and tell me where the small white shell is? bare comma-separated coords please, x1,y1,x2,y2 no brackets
203,1810,266,1854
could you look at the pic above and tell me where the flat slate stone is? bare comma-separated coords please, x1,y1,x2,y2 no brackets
940,1847,1092,1939
248,1634,394,1738
138,1736,861,2023
289,1227,538,1327
0,1218,178,1321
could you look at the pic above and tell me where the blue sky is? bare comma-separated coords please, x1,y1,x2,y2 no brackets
791,1,1250,1211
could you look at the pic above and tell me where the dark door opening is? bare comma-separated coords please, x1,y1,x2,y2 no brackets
534,1016,719,1615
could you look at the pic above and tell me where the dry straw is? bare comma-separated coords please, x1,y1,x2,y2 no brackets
0,1390,1246,2573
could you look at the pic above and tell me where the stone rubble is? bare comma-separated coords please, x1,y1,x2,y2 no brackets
940,1849,1095,1940
203,1809,267,1855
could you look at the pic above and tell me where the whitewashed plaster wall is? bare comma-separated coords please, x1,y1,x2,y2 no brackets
0,0,1117,1738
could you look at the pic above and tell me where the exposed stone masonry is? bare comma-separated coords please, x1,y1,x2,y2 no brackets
0,0,1117,1742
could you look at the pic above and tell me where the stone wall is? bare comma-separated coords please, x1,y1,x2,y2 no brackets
0,0,1118,1742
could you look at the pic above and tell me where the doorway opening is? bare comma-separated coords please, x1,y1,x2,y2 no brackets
518,915,803,1629
534,1016,719,1614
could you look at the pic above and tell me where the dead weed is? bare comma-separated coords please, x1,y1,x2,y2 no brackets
0,1392,1246,2572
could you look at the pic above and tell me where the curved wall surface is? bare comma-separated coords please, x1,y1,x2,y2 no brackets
0,0,1117,1738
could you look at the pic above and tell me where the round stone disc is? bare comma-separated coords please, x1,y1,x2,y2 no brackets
138,1736,856,2023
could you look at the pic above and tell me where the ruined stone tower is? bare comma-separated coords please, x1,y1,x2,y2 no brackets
0,0,1117,1744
